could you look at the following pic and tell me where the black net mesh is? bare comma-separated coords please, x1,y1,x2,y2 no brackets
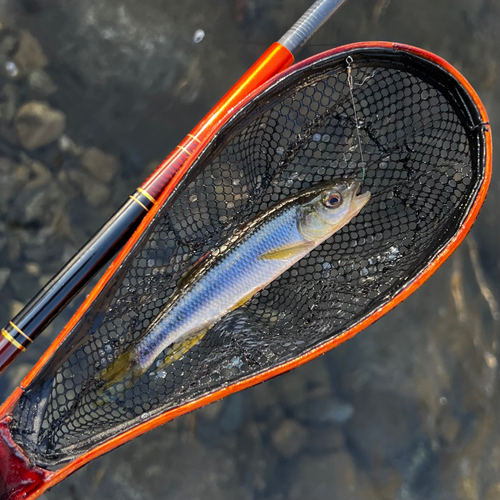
10,48,487,467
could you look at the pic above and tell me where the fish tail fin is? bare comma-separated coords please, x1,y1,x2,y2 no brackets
95,349,144,405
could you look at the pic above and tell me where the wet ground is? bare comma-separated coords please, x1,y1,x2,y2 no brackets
0,0,499,498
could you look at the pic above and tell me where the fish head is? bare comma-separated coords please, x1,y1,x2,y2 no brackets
298,179,371,242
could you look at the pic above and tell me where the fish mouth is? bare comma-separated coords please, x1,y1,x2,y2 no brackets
349,180,371,212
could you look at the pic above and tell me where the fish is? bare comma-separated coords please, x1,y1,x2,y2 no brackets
96,179,371,404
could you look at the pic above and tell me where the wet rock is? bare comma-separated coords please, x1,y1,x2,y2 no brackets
0,32,18,60
25,262,41,276
197,399,224,420
276,357,331,407
271,419,308,458
12,30,48,76
28,69,57,99
345,389,421,467
24,159,51,189
308,426,345,453
289,451,378,500
294,396,354,425
58,134,83,157
81,147,119,183
12,183,64,227
0,158,27,215
0,268,10,292
14,101,66,150
486,482,500,500
68,169,110,207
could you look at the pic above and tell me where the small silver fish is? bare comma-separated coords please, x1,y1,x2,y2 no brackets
97,179,370,403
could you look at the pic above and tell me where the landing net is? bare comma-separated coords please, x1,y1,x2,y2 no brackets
10,47,487,467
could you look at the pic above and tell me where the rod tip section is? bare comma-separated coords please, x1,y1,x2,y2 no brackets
278,0,349,54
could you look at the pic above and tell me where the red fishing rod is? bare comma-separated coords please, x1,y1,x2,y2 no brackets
0,0,348,374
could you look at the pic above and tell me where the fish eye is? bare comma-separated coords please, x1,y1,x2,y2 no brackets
324,192,342,208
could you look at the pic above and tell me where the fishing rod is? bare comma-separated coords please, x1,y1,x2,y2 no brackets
0,0,348,374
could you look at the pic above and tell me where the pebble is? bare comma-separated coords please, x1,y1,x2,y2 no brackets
14,101,66,150
25,262,41,276
271,419,308,458
294,397,354,424
197,399,224,420
58,134,83,156
68,169,110,207
28,69,57,99
0,33,18,60
308,426,345,453
289,452,378,500
81,147,119,183
12,30,48,76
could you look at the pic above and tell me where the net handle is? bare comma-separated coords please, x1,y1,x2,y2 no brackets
0,0,347,375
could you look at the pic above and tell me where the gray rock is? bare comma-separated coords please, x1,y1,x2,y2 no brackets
0,33,18,59
308,426,345,453
12,30,48,77
0,268,10,292
289,452,378,500
9,270,40,303
0,158,26,215
69,169,110,207
294,397,354,424
271,419,308,458
14,101,66,150
58,135,83,157
81,147,119,183
197,399,224,420
28,69,57,99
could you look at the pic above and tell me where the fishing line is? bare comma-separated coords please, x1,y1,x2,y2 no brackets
346,55,366,181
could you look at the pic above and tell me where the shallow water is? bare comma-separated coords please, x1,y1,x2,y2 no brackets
0,0,499,499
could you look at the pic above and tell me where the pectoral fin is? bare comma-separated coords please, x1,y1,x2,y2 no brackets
259,241,312,260
157,327,209,370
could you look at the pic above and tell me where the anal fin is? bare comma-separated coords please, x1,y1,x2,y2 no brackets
157,328,209,371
